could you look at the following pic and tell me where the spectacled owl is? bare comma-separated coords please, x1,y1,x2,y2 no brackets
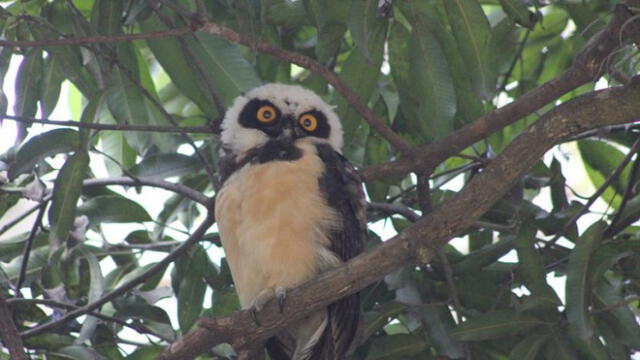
215,83,366,360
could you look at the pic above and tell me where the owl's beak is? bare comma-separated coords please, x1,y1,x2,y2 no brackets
277,116,303,143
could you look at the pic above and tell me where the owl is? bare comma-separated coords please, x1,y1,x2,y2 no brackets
215,83,366,360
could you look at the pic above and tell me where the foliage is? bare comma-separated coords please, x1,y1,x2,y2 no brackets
0,0,639,359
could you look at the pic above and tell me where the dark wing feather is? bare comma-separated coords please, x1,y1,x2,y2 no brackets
313,144,366,359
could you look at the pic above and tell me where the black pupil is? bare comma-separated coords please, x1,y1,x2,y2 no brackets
263,109,272,119
304,119,312,127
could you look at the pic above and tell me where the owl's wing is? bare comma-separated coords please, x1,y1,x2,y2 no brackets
313,144,366,359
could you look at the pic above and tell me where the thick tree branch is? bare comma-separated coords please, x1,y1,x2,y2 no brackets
360,1,640,182
0,293,27,360
158,76,640,360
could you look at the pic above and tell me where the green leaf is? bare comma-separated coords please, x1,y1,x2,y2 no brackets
177,271,206,333
125,345,163,360
514,224,546,286
451,309,547,341
365,334,427,360
99,114,136,177
566,221,606,340
408,19,456,140
335,21,385,149
550,157,569,210
77,195,152,224
106,43,152,153
420,305,465,358
129,154,201,179
578,139,629,206
48,151,90,252
444,0,497,99
14,48,42,118
454,236,515,274
267,1,310,27
91,0,123,35
509,334,549,360
348,0,378,61
79,93,104,148
75,246,105,344
498,0,538,29
0,232,47,264
363,301,406,339
593,279,640,348
139,14,218,117
40,54,65,118
316,23,347,64
9,128,80,179
364,131,390,202
192,32,262,106
23,333,75,350
209,287,240,317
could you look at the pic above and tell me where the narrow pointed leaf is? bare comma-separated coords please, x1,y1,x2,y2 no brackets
75,246,105,344
9,128,80,179
451,309,547,341
365,334,427,360
444,0,497,99
566,221,605,339
498,0,538,29
509,334,549,360
14,48,42,118
409,21,456,140
40,55,65,118
48,151,90,252
192,33,262,106
129,154,201,179
77,195,152,224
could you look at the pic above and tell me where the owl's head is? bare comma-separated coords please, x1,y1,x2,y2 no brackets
220,83,343,157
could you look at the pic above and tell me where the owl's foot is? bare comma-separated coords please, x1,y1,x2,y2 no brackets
248,286,288,326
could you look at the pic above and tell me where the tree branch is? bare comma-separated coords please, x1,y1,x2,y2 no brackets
81,177,210,205
2,115,213,134
158,76,640,360
0,293,27,360
360,1,640,182
19,209,216,338
0,26,194,47
197,22,413,154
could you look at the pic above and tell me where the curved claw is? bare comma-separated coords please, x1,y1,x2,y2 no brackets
250,308,261,326
275,286,286,313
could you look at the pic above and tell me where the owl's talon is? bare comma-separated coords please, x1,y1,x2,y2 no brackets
250,308,261,326
275,286,286,313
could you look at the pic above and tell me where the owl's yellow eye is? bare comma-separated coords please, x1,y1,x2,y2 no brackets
256,105,277,123
299,114,318,131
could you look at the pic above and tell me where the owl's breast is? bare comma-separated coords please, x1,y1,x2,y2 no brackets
215,141,339,307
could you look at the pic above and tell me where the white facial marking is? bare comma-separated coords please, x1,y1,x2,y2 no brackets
220,83,343,157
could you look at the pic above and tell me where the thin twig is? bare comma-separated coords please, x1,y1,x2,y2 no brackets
0,199,47,238
605,143,640,236
104,49,220,185
81,177,210,205
2,115,213,133
20,209,216,338
15,201,48,296
151,0,226,118
0,26,193,47
6,298,172,342
543,136,640,250
590,294,640,314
